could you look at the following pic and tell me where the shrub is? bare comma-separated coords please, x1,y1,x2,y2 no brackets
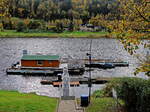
68,21,74,32
11,18,21,30
28,20,42,29
23,18,30,27
16,21,27,32
47,25,57,32
2,19,13,30
92,90,105,98
104,77,150,112
0,22,3,31
55,22,64,33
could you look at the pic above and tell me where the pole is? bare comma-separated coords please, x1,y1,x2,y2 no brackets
88,40,92,104
88,53,92,104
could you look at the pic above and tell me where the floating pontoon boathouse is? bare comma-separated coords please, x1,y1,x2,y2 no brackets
21,55,60,68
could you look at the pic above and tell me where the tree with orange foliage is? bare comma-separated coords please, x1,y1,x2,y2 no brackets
109,0,150,76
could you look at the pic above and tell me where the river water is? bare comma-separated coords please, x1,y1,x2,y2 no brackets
0,38,149,98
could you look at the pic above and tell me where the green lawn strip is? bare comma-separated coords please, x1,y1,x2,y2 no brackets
1,30,148,39
0,30,58,38
0,90,58,112
0,30,109,38
59,31,109,38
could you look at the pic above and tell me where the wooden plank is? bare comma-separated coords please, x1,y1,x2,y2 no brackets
53,81,80,86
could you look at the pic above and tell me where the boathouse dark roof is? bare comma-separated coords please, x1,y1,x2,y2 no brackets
21,55,60,61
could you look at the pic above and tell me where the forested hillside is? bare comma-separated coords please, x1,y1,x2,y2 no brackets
9,0,118,21
0,0,121,32
1,0,149,35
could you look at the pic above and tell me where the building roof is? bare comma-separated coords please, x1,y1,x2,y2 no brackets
21,55,60,61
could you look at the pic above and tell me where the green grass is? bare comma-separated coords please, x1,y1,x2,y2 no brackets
86,97,116,112
0,30,109,38
1,30,148,39
59,31,109,38
0,90,58,112
85,90,124,112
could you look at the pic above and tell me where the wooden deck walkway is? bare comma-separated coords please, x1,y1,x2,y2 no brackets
53,81,80,87
57,100,84,112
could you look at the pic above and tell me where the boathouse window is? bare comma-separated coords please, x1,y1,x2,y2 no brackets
37,60,43,65
49,61,53,64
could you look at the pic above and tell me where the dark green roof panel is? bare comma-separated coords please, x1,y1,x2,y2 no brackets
21,55,60,61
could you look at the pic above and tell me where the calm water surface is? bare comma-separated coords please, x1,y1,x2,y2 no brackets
0,38,148,97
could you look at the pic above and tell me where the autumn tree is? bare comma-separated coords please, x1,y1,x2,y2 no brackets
106,0,150,76
0,0,10,30
37,0,57,21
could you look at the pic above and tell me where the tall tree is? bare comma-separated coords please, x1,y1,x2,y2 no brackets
108,0,150,76
37,0,58,21
0,0,10,30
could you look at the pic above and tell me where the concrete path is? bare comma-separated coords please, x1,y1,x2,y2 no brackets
57,100,84,112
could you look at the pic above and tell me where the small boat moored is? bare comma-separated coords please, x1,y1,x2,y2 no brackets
85,61,129,69
85,62,115,69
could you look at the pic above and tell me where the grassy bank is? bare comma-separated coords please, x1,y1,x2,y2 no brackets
1,30,149,39
85,90,124,112
86,97,116,112
0,90,58,112
0,30,109,38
